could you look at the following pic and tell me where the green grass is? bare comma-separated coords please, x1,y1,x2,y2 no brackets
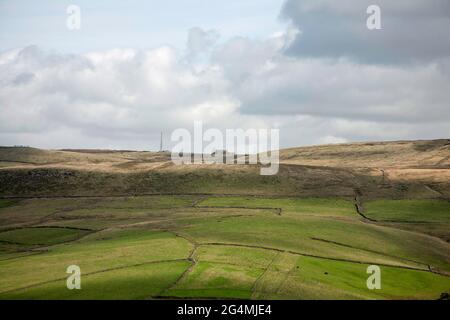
0,200,18,209
165,245,450,300
0,196,195,229
1,261,190,300
272,255,450,300
0,198,88,228
165,261,263,299
364,199,450,241
96,195,194,209
194,245,279,269
0,227,90,245
199,197,356,218
0,230,192,293
378,221,450,243
365,199,450,223
37,218,154,230
164,245,278,299
180,214,449,272
0,196,449,300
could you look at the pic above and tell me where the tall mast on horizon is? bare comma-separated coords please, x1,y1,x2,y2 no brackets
159,131,163,152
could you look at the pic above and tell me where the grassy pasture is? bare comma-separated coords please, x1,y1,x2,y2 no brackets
0,195,448,300
365,199,450,223
268,255,450,300
164,245,450,300
364,199,450,241
180,213,449,272
165,261,262,299
1,261,190,300
0,229,192,294
0,200,18,209
164,245,277,299
0,195,196,230
199,197,356,217
0,227,90,245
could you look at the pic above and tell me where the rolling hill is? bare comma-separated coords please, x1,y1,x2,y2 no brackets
0,140,449,300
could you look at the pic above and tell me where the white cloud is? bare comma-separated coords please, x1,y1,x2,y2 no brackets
0,25,449,151
0,44,266,149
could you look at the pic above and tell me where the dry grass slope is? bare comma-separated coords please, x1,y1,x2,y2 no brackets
0,139,449,199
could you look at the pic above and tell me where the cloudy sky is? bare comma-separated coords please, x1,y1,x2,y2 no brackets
1,0,449,151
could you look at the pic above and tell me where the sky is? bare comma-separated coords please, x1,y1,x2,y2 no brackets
1,0,449,151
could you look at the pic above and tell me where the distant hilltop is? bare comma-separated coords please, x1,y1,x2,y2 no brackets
0,139,449,199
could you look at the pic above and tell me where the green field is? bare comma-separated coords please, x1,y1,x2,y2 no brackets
0,227,90,245
364,199,450,242
365,199,450,223
0,195,448,299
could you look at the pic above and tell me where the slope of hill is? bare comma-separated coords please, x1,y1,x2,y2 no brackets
280,139,450,168
0,140,449,199
0,140,449,300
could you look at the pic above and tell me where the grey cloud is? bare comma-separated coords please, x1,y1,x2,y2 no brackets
237,57,450,123
12,72,34,85
281,0,450,64
211,34,450,124
0,45,242,148
187,27,219,54
1,22,450,151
